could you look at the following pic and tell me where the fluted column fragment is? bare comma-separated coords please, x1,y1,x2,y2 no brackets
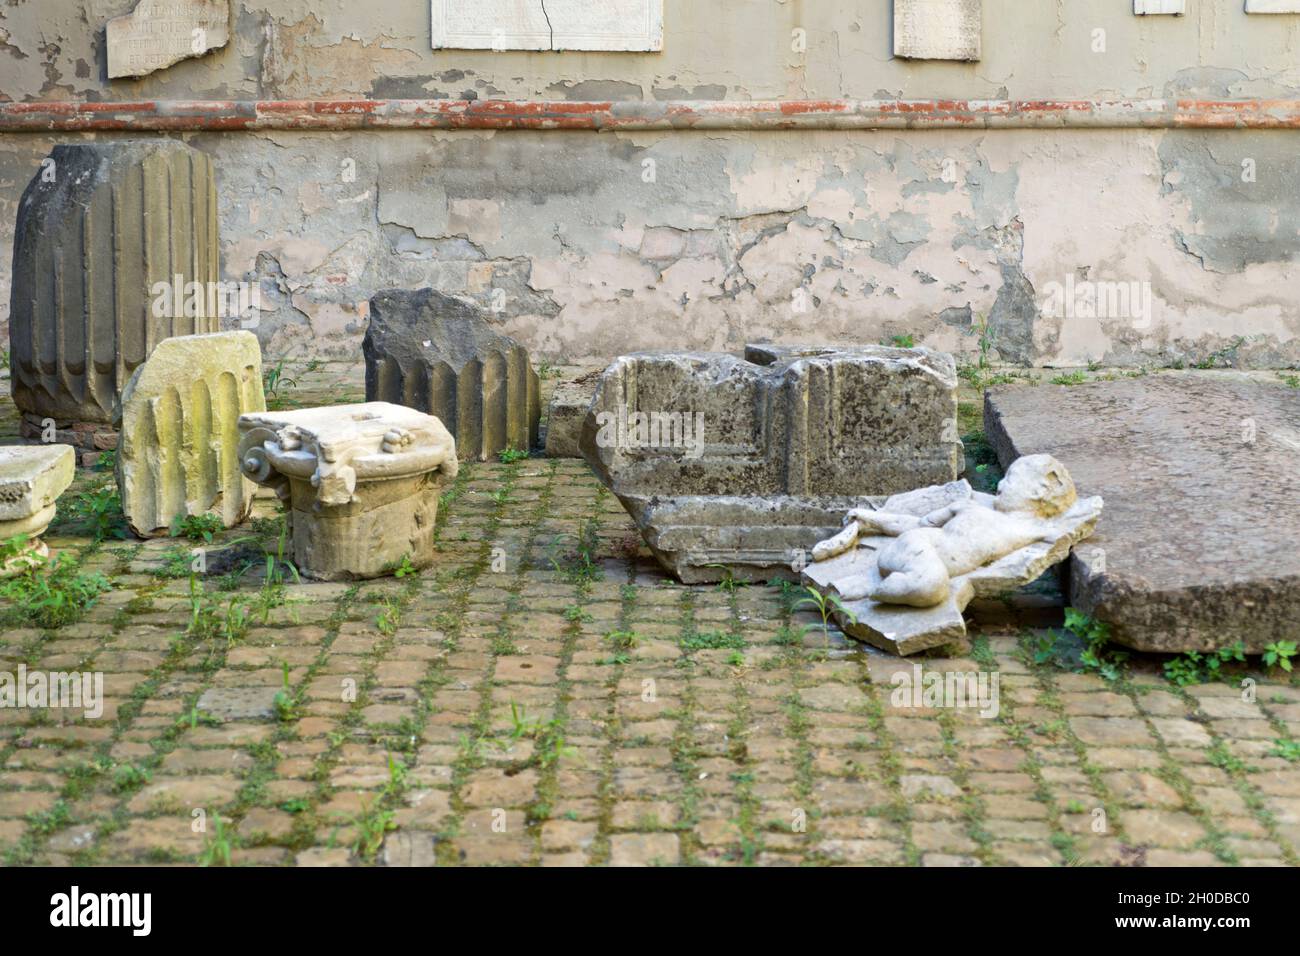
9,142,221,439
364,289,540,461
117,331,265,537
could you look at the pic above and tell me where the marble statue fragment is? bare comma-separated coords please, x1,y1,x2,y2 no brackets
804,455,1103,655
237,402,458,580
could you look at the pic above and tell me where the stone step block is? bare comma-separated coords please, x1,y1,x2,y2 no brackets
544,369,602,458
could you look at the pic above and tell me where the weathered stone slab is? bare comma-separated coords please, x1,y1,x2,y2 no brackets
9,142,219,432
107,0,230,78
894,0,981,61
581,344,961,582
117,332,265,538
803,473,1103,655
431,0,663,52
365,289,540,462
640,494,880,584
238,402,459,580
544,369,601,458
985,373,1300,653
0,445,75,574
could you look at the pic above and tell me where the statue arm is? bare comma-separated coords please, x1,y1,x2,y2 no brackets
920,504,960,528
845,508,923,537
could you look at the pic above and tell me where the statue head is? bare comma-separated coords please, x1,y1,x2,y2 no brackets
994,454,1077,518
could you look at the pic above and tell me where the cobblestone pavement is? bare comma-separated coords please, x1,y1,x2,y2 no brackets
1,364,1298,867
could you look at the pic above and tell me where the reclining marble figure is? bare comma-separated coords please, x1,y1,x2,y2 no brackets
804,455,1104,655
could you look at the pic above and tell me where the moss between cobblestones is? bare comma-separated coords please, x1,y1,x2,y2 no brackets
1,363,1297,866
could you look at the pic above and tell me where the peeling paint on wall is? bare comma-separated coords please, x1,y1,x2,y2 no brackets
1,1,1298,367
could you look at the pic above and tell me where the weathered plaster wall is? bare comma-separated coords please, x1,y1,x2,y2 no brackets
2,2,1299,366
9,1,1300,103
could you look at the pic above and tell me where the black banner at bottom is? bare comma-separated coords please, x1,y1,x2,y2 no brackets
0,864,1283,943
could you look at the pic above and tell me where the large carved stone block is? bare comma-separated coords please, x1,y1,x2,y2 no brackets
0,445,76,575
364,289,540,461
237,402,459,580
580,344,962,582
9,142,220,439
117,331,265,537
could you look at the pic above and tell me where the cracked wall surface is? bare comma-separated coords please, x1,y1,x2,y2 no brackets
1,2,1299,366
7,2,1300,103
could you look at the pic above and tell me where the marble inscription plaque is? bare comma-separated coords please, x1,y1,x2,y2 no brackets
432,0,663,52
1245,0,1300,13
894,0,981,61
106,0,229,78
1134,0,1186,13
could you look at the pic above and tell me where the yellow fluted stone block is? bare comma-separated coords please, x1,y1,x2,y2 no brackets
117,331,266,537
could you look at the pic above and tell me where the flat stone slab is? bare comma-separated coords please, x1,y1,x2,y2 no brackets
0,445,75,522
894,0,982,61
640,494,879,584
985,373,1300,653
432,0,664,52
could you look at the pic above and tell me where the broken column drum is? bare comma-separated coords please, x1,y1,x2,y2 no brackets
364,288,540,461
8,142,220,453
116,331,266,538
237,403,459,580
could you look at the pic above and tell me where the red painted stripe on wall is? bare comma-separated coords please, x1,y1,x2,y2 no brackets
2,98,1299,132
